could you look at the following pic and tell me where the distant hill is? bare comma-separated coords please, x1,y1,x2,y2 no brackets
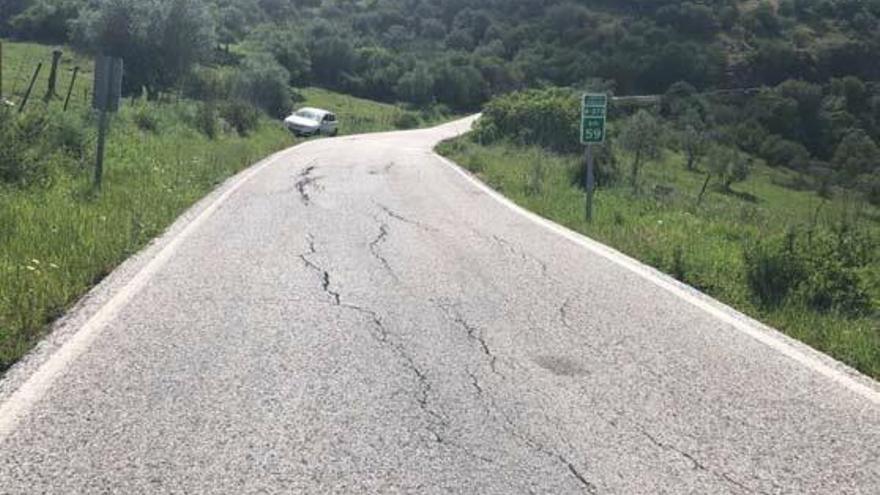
3,0,879,106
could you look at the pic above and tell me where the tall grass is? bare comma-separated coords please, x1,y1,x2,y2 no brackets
438,138,880,379
0,100,293,371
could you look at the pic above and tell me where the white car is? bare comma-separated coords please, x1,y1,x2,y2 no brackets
284,107,339,137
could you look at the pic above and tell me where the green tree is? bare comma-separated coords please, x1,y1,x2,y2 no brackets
706,145,750,194
619,110,662,191
233,52,292,117
680,120,709,172
72,0,215,97
10,0,80,42
246,25,310,85
832,129,880,184
396,65,435,105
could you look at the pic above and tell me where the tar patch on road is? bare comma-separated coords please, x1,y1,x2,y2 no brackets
533,355,590,377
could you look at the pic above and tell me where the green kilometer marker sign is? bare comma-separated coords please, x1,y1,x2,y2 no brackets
581,94,608,144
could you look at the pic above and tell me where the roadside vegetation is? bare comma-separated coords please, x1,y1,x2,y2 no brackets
439,87,879,379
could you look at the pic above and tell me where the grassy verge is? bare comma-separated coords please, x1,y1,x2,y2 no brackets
438,138,880,379
296,86,453,134
0,102,294,371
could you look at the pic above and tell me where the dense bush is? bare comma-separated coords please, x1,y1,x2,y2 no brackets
0,109,36,185
743,232,804,307
9,0,80,43
474,88,580,153
183,67,232,102
194,102,219,139
233,53,293,118
392,112,420,130
46,112,88,159
0,108,89,186
744,227,875,316
219,100,261,136
131,105,161,133
70,0,216,97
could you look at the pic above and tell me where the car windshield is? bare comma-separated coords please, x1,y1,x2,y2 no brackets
295,110,319,121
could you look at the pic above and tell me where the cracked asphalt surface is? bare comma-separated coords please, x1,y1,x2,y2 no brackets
1,117,879,493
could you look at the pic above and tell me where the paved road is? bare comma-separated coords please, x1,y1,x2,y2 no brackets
1,117,878,494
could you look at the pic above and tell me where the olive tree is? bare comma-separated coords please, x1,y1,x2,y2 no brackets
619,109,662,192
72,0,216,97
699,145,750,203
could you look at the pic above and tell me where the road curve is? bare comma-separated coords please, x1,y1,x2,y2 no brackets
0,117,878,494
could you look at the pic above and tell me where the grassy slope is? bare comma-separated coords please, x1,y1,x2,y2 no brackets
438,138,880,379
1,40,94,111
296,86,451,134
0,41,443,371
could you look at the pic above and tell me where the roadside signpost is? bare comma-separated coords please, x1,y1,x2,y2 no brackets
92,55,123,189
581,93,607,221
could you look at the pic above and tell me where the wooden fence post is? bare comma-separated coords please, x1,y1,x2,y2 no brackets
18,63,42,113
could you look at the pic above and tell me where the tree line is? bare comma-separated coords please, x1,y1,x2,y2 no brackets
4,0,880,106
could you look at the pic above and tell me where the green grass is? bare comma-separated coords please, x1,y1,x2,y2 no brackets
1,39,94,113
296,86,453,135
0,38,454,372
438,137,880,379
0,102,295,371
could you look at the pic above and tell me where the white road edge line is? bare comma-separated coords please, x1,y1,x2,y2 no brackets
0,148,296,444
433,152,880,407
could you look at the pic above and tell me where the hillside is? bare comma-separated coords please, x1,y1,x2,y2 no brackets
2,1,879,107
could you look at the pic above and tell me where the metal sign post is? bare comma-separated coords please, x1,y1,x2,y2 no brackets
92,55,123,189
581,94,607,221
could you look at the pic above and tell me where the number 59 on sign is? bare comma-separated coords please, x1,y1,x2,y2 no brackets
581,94,608,145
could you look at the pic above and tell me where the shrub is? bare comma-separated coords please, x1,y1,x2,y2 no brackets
194,102,219,139
233,53,292,118
743,232,804,307
526,156,546,196
759,135,810,168
744,227,875,315
0,109,50,186
132,105,161,133
183,66,232,101
392,112,420,130
671,246,687,282
474,87,580,153
219,100,260,136
0,110,31,184
46,112,88,159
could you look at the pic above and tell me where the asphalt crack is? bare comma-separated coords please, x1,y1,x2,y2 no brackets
442,302,597,493
636,427,766,495
298,236,340,305
295,165,321,205
375,202,437,232
298,235,449,447
479,383,599,494
369,162,395,175
488,234,550,277
369,222,398,281
438,304,500,375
